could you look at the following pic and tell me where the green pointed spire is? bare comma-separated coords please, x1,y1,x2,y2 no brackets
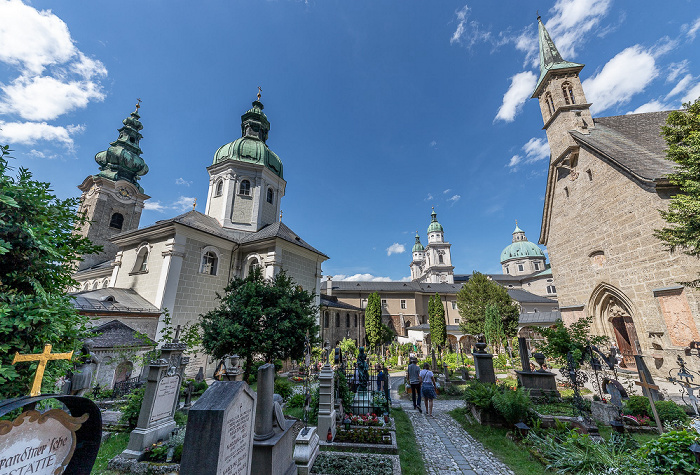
412,232,424,253
94,101,148,192
427,207,444,233
531,16,584,98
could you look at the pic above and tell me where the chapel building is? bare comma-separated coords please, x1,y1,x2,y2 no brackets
533,17,700,372
72,96,328,382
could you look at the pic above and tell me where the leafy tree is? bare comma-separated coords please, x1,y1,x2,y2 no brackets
200,267,318,383
536,315,608,368
0,145,101,398
456,272,519,337
339,337,358,358
364,292,382,350
428,293,447,350
483,304,505,353
655,98,700,286
378,322,395,345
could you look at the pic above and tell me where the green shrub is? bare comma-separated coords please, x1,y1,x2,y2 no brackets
491,387,530,424
654,401,689,424
194,380,208,394
493,353,510,370
463,381,500,410
274,378,293,400
624,395,651,417
118,387,145,430
639,429,699,474
287,393,305,408
336,369,354,409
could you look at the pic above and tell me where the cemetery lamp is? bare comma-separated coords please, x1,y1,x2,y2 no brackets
689,443,700,464
610,420,625,433
514,422,530,439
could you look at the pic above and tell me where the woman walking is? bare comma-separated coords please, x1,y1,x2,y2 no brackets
419,363,437,416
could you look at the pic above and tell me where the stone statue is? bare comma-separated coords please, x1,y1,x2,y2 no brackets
356,346,369,391
70,339,99,396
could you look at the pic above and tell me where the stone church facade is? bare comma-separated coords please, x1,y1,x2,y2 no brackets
534,17,700,372
72,97,328,381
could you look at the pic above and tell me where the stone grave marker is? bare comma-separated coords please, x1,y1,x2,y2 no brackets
123,341,189,458
472,342,496,384
180,381,257,475
515,339,559,397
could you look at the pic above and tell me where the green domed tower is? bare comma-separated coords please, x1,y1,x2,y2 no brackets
205,91,286,232
76,102,151,271
500,222,547,276
410,208,454,283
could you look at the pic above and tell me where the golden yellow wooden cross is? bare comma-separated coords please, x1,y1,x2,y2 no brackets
12,344,74,397
636,370,664,434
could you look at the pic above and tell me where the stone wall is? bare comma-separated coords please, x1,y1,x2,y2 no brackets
319,309,365,346
114,239,170,305
545,145,700,372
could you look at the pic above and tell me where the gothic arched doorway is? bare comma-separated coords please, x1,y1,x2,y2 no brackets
589,284,640,369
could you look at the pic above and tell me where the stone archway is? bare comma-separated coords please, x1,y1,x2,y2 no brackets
589,284,640,369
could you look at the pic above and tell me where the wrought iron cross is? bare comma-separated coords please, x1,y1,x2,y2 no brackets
636,370,664,434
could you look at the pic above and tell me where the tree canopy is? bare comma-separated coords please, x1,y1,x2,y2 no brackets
456,272,520,337
655,98,700,286
199,267,318,383
0,145,101,398
428,293,447,349
364,292,382,350
483,304,505,353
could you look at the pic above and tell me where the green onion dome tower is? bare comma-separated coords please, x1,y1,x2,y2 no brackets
500,222,546,276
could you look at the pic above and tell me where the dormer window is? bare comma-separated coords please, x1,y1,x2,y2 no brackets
562,82,575,105
239,180,251,196
215,180,224,197
110,212,124,230
266,188,274,204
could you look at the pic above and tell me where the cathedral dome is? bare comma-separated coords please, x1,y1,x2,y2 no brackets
212,98,283,178
500,223,545,263
427,208,443,233
412,233,424,252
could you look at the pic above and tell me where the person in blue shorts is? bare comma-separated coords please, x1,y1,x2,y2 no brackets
419,363,436,416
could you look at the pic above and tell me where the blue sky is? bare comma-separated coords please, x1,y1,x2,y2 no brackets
1,0,699,281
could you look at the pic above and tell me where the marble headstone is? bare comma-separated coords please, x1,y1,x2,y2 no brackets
179,381,257,475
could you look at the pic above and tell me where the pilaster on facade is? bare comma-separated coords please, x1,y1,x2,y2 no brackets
154,235,187,339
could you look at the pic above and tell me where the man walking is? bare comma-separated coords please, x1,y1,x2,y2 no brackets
407,357,422,412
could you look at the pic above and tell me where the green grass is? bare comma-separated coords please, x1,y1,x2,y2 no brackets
597,426,660,445
392,407,426,475
534,402,578,417
448,408,553,475
91,432,129,475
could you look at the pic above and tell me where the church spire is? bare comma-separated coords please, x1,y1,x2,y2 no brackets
94,101,149,192
531,16,584,98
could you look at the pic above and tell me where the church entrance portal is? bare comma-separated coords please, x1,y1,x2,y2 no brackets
590,284,640,370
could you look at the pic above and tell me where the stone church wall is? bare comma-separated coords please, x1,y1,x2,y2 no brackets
114,240,169,305
545,146,700,367
231,193,254,224
280,247,318,293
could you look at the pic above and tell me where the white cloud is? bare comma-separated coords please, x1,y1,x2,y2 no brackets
143,201,166,212
332,273,394,282
682,82,700,104
545,0,612,59
175,177,192,186
386,243,406,256
522,137,549,163
0,0,107,148
684,17,700,40
508,155,522,168
447,194,461,203
495,71,537,122
667,61,689,82
450,5,470,45
0,121,83,148
0,75,105,121
424,193,433,201
429,140,437,148
666,74,694,100
443,189,451,194
629,100,670,114
172,196,196,212
583,45,658,114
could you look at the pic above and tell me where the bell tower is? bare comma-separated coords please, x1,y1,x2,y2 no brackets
76,102,150,270
531,16,593,163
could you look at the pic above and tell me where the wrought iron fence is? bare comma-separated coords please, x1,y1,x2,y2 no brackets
342,364,388,415
113,376,144,398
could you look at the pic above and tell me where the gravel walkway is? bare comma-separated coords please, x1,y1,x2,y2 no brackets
389,375,514,475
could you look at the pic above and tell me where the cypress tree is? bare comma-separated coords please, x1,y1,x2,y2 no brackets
365,292,383,350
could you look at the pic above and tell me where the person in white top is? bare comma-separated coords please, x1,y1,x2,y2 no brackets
419,363,437,416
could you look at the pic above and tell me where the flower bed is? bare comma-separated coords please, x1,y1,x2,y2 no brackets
345,413,383,426
335,428,392,445
311,451,400,475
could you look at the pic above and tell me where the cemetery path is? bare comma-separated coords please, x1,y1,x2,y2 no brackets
390,376,514,475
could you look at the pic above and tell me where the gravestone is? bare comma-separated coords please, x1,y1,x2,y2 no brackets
515,339,559,397
293,427,319,475
180,381,256,475
317,363,336,440
123,341,189,458
252,363,296,475
472,342,496,384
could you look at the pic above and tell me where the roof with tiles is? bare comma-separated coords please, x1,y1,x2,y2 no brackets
89,319,156,348
320,295,363,311
71,288,161,314
241,221,327,257
570,111,675,183
519,311,562,326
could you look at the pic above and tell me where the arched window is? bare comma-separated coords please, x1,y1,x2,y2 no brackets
215,180,224,197
562,82,575,105
110,212,124,230
102,279,110,289
324,312,329,328
346,314,350,327
335,313,340,327
547,285,557,294
200,251,218,275
266,188,274,204
82,281,90,291
91,281,99,290
354,314,358,327
133,246,149,273
505,265,509,274
239,180,251,196
248,258,259,276
438,254,444,264
545,92,555,115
